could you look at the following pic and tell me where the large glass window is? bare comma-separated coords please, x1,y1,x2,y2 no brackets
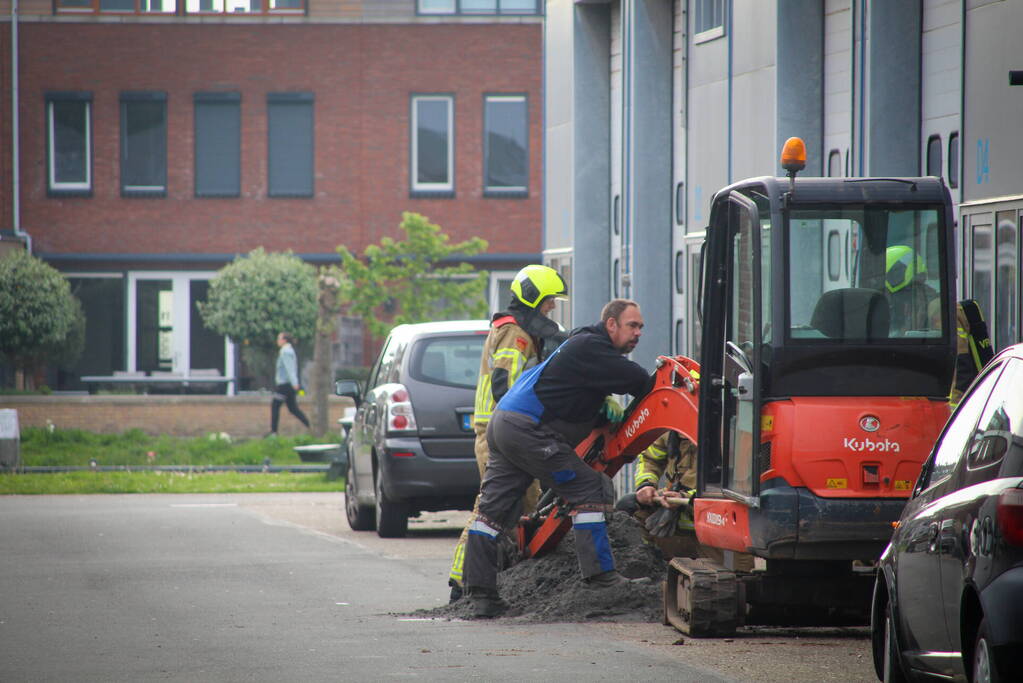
411,95,453,195
483,94,527,196
788,206,947,341
268,92,314,198
972,222,993,335
47,92,92,195
194,92,241,198
120,92,167,196
995,210,1017,351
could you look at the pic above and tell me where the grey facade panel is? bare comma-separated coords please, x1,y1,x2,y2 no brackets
776,0,823,177
867,0,921,176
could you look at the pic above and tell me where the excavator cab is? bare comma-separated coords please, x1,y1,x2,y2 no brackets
667,156,957,634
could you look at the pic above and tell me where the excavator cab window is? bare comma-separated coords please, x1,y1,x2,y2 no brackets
788,206,947,343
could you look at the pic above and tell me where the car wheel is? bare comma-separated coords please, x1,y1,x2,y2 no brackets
374,471,409,538
973,618,1001,683
344,454,375,531
882,601,908,683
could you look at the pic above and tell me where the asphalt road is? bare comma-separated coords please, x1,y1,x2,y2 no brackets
0,493,877,682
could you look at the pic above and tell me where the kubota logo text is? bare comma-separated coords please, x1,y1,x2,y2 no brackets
843,437,901,453
705,512,727,527
624,407,650,439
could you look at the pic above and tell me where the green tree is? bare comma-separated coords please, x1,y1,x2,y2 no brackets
0,250,81,389
332,212,490,340
198,248,318,389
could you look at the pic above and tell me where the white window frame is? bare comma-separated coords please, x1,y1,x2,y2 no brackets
693,0,726,44
411,95,454,195
47,97,92,193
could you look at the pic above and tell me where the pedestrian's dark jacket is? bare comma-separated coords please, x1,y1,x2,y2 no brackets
531,321,652,423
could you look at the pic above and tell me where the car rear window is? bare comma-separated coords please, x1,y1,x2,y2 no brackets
409,335,485,389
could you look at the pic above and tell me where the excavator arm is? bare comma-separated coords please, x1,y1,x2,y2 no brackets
516,354,701,558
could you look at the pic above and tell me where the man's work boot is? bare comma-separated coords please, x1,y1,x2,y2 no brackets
448,580,463,605
467,587,508,618
584,570,652,589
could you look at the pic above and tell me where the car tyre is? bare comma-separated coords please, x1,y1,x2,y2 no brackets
345,453,375,531
882,601,908,683
973,618,1001,683
375,471,409,538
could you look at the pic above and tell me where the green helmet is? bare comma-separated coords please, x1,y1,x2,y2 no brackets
885,246,926,293
511,265,568,309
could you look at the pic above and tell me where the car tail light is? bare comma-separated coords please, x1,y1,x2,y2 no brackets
996,488,1023,546
386,384,418,433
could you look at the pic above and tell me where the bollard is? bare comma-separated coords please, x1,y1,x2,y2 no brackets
0,409,20,471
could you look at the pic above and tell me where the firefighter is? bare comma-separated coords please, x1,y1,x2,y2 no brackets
885,245,938,335
446,265,568,603
464,299,654,618
618,430,755,571
949,299,994,406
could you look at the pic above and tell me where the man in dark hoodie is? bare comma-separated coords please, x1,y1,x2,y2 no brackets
446,265,568,602
464,298,654,617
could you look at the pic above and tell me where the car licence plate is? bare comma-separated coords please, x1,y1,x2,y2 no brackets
461,413,472,431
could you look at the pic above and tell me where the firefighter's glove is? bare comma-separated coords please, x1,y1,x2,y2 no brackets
600,397,625,425
645,506,679,538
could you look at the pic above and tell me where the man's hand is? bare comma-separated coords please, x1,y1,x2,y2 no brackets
636,485,658,506
600,397,625,425
637,486,687,508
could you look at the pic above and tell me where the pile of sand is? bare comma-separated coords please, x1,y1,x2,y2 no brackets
415,512,667,623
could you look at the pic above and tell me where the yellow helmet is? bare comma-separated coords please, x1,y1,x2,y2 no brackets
511,265,568,309
886,246,926,293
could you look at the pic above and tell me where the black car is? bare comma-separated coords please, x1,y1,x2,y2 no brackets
336,320,488,537
871,344,1023,682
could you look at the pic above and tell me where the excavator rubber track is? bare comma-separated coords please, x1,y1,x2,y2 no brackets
663,557,743,637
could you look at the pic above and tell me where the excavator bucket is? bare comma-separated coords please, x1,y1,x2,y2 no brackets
663,557,742,637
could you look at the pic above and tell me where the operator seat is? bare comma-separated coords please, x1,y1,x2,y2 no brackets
810,288,890,340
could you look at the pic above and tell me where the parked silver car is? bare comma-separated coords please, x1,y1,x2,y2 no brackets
336,320,488,537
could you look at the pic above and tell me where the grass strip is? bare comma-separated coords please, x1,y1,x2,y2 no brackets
0,471,344,495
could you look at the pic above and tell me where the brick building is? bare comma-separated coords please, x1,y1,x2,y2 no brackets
0,0,543,392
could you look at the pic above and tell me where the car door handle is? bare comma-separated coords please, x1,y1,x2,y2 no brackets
928,523,940,553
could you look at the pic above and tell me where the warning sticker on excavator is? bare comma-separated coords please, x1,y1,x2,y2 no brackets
761,415,774,432
826,478,848,489
894,480,912,490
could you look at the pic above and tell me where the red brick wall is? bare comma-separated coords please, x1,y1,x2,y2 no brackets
18,22,542,259
3,395,353,439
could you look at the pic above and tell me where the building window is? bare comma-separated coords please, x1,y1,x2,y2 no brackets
675,182,685,225
483,94,527,196
828,150,842,177
418,0,539,14
194,92,241,198
184,0,303,14
949,133,960,189
411,95,454,196
268,93,314,198
46,92,92,195
56,0,176,14
926,135,942,178
120,92,167,197
694,0,726,42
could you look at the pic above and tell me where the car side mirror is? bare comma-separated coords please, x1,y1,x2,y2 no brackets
335,379,362,406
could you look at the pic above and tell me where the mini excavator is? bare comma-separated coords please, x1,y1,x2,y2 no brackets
516,139,958,636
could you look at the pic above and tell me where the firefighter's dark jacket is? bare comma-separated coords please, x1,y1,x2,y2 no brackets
508,321,652,424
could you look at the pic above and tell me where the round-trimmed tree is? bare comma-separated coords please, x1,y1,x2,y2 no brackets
0,250,81,389
198,248,318,389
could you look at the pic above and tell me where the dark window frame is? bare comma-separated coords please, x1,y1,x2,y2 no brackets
416,0,541,16
194,92,241,199
827,149,842,177
410,93,455,199
120,91,168,198
46,91,93,198
267,92,314,199
482,92,529,198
